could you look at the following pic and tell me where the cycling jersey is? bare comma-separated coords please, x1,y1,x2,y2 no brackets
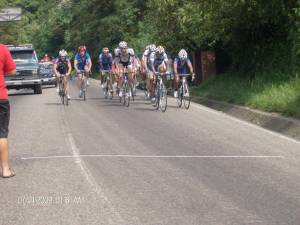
75,52,90,70
115,48,134,67
55,57,70,75
143,49,154,70
149,52,168,71
174,57,191,74
99,53,113,70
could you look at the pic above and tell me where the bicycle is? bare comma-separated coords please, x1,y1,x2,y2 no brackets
176,73,192,109
153,72,169,112
119,71,130,107
101,70,114,99
58,74,69,106
78,70,88,101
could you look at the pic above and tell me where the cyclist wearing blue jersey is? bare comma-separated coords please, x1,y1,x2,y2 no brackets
99,47,113,97
74,45,92,98
173,49,195,98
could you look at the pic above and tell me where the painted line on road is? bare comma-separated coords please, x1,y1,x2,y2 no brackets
21,154,284,160
190,102,300,145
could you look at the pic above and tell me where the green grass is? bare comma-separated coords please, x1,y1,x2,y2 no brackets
190,72,300,118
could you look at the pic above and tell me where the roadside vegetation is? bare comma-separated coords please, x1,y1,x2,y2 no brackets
1,0,300,117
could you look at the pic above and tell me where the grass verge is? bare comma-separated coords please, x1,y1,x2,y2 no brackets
190,72,300,118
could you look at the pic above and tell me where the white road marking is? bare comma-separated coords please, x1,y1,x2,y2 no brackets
21,154,284,160
60,109,125,224
190,101,300,145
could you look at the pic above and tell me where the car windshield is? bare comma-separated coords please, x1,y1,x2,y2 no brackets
11,50,37,63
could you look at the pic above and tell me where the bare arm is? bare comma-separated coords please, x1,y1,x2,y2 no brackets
5,69,16,76
67,61,72,75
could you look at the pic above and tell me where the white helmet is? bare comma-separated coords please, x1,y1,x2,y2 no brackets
148,44,156,52
156,46,165,54
59,49,67,57
178,49,188,59
119,41,128,48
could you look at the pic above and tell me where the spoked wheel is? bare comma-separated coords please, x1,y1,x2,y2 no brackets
183,81,190,109
159,83,167,112
177,84,183,108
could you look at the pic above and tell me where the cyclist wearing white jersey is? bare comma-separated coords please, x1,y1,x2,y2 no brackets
115,41,135,97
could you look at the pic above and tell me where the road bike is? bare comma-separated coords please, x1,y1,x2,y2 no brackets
58,74,69,106
177,73,191,109
119,71,131,107
101,70,114,99
153,72,169,112
78,70,88,101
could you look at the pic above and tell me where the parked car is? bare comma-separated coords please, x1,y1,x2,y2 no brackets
5,44,42,94
39,61,56,86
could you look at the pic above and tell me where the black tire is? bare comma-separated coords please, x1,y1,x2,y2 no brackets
131,86,135,102
160,83,167,112
177,84,183,108
155,85,160,110
183,81,190,109
125,84,130,107
83,90,86,101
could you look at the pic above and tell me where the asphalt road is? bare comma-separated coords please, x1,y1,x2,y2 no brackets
1,79,300,225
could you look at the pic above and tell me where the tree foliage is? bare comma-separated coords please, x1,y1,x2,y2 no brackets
1,0,300,73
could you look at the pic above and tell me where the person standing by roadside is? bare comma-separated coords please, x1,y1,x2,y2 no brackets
0,44,16,178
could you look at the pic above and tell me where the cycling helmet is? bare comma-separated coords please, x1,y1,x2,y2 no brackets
148,44,156,52
119,41,128,48
103,47,109,53
59,49,67,57
178,49,188,59
156,46,165,54
78,45,86,52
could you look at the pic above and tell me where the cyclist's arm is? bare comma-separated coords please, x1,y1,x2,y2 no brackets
67,60,72,76
74,59,79,72
53,63,60,76
87,58,92,72
187,60,195,79
173,62,178,76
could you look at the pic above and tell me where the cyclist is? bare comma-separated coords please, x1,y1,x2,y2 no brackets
173,49,195,98
99,47,113,98
114,41,135,97
74,45,92,98
142,44,156,99
149,45,169,102
54,50,72,99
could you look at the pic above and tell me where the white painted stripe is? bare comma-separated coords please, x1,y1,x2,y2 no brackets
190,101,300,145
21,154,284,160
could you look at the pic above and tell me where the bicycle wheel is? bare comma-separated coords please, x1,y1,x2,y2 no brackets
177,83,183,108
59,81,64,105
65,93,69,106
124,83,130,107
155,84,160,110
160,82,167,112
183,81,190,109
131,86,135,102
